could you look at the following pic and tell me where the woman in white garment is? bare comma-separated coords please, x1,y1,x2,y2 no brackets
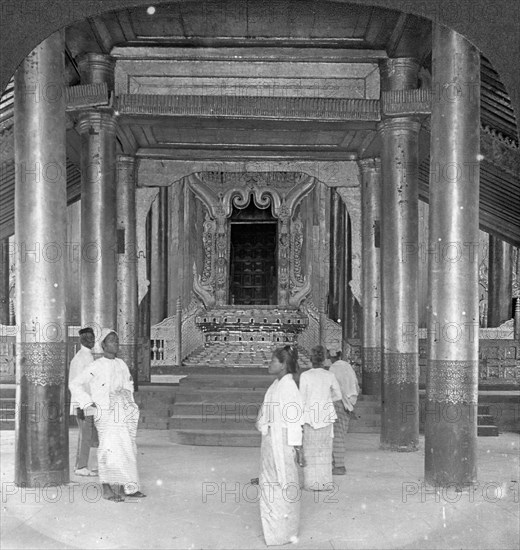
256,345,305,546
299,345,342,491
69,328,145,502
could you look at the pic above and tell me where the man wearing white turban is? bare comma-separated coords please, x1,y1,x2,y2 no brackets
70,328,145,502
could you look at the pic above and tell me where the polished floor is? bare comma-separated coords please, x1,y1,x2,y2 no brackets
1,428,518,549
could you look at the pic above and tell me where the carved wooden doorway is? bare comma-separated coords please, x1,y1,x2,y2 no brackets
229,202,277,305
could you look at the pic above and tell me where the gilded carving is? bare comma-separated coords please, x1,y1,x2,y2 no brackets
291,213,304,284
362,347,381,373
188,171,316,308
200,171,306,191
426,360,478,404
19,342,67,386
214,215,228,305
480,126,520,178
512,247,520,299
288,264,312,308
278,211,290,306
192,262,216,309
201,211,216,284
383,352,418,385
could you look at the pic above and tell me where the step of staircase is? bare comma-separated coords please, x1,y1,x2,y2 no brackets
0,385,16,430
477,425,499,436
169,370,382,445
477,405,499,437
170,428,262,447
477,413,496,426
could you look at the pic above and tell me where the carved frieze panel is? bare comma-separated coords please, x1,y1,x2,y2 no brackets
481,126,520,178
66,83,110,111
19,342,67,386
381,89,432,117
186,172,315,307
116,94,380,122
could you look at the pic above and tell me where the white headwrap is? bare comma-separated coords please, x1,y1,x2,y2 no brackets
93,328,118,354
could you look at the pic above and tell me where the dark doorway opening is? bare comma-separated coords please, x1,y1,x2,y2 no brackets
229,203,277,305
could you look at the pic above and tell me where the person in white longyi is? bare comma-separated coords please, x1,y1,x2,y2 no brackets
299,345,342,491
256,345,305,546
69,328,145,502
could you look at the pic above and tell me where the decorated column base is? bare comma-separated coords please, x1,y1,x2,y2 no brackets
380,352,419,452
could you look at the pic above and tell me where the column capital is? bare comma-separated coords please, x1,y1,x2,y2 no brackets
377,117,421,136
357,158,381,174
116,154,136,166
76,52,116,76
380,57,420,91
76,111,117,134
76,53,116,90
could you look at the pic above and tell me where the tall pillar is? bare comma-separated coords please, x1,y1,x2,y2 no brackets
425,25,480,486
77,111,117,332
359,159,382,395
329,189,344,322
0,238,9,324
14,31,69,485
116,155,139,388
337,197,346,328
150,188,168,325
378,57,420,451
76,53,117,333
487,235,512,326
344,215,355,339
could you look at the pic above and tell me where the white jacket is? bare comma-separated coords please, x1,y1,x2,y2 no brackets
69,356,135,411
68,346,94,415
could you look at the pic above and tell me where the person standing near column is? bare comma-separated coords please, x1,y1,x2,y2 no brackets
256,345,304,546
329,347,360,475
70,328,144,502
69,327,98,476
299,345,342,490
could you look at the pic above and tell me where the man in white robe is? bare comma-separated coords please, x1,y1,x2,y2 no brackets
68,327,97,476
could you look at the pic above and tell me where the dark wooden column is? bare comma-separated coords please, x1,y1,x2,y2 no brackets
116,155,139,388
150,187,169,325
0,238,9,324
77,53,117,334
14,30,69,486
425,24,480,486
378,58,420,451
359,159,382,395
487,235,512,327
329,189,345,323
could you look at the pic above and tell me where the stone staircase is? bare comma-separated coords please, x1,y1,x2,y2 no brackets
134,385,177,430
0,384,15,430
477,404,499,436
169,369,381,446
